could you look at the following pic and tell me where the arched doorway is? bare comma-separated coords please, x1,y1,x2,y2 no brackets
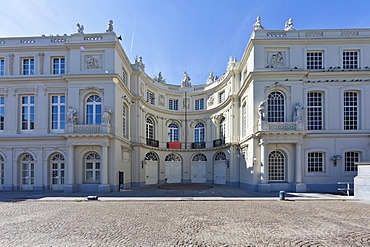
144,152,158,185
165,153,181,183
20,153,35,190
191,153,207,183
268,150,286,182
50,153,65,191
214,152,227,185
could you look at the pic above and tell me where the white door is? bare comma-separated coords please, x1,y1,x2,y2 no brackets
214,161,226,185
145,160,158,185
165,162,181,183
51,162,65,191
21,163,34,190
191,162,206,183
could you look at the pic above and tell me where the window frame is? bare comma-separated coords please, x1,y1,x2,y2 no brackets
344,151,360,173
169,99,179,111
146,118,155,140
52,57,65,75
307,91,324,130
219,91,226,104
21,95,35,131
194,122,205,143
85,94,102,125
147,91,155,105
195,98,204,110
307,152,325,173
0,96,4,131
0,58,4,76
168,123,179,142
268,150,285,182
267,91,285,122
306,51,323,70
343,91,359,130
22,58,35,75
50,95,66,132
85,152,101,183
342,50,359,70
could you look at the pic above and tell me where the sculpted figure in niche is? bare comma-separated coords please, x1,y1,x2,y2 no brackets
258,100,267,122
77,23,84,34
253,16,264,30
102,106,112,126
293,103,303,122
106,20,114,32
67,107,77,124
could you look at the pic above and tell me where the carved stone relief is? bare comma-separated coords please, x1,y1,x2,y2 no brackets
84,55,102,69
207,94,214,106
9,54,14,75
267,51,286,67
158,94,165,106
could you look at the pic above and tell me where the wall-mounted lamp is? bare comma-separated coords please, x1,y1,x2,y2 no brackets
332,155,342,165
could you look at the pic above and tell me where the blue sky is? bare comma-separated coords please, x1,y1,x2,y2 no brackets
1,0,369,85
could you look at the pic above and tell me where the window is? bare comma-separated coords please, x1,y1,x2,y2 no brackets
242,103,247,137
50,153,65,186
194,123,205,143
307,92,323,130
343,51,359,69
145,152,158,161
344,91,358,130
267,92,284,122
0,154,4,185
0,58,4,76
214,152,226,161
169,99,178,111
52,57,65,74
219,91,225,103
168,123,179,142
308,152,324,172
51,95,65,132
307,51,323,70
21,96,35,130
220,117,226,139
147,91,155,105
165,153,181,161
192,153,207,161
345,151,359,172
122,105,127,138
22,58,34,75
122,69,127,84
146,118,154,140
195,98,204,110
0,96,4,130
85,152,100,183
86,94,102,125
21,154,34,186
268,150,285,181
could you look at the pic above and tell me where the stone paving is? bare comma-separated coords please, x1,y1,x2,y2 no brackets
0,200,369,246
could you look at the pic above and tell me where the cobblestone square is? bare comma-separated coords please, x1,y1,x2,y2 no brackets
0,200,369,246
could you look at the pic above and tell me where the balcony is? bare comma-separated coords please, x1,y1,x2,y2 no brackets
146,138,159,147
66,124,110,134
213,139,225,147
167,142,181,149
258,121,304,131
191,142,206,149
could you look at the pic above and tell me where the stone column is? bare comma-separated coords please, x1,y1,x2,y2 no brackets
98,145,110,193
295,141,307,192
64,145,76,193
38,53,44,75
258,140,270,192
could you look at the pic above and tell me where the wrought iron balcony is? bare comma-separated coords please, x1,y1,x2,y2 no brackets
146,138,159,147
191,142,206,149
167,142,181,149
213,138,225,147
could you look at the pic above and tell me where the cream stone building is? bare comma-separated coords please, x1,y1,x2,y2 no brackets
0,19,367,193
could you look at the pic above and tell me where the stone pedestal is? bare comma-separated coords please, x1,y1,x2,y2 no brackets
296,183,307,192
98,184,111,193
258,183,271,192
354,162,370,202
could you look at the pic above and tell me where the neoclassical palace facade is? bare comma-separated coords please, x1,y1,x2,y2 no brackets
0,19,368,193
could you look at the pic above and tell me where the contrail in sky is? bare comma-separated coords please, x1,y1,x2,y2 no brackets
130,17,137,53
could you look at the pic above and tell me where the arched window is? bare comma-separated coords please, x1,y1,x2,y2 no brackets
85,152,100,183
168,123,179,142
86,94,102,124
0,154,4,185
192,153,207,161
268,150,285,181
20,154,34,186
145,152,158,161
146,118,155,139
194,123,205,143
267,92,284,122
165,153,181,161
50,153,65,186
214,152,227,161
219,117,226,139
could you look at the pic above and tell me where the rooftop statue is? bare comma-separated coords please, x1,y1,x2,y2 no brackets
253,16,264,30
181,71,191,88
207,71,215,84
284,18,295,31
76,23,84,34
154,72,166,83
106,20,114,32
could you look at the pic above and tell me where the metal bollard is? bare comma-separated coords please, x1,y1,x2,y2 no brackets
279,191,286,200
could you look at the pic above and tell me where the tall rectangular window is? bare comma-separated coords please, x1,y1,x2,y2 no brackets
51,95,65,131
308,152,324,172
219,91,226,103
307,51,323,70
0,96,4,130
307,92,323,130
343,51,359,69
195,99,204,110
21,95,35,130
0,58,4,76
345,151,359,172
169,99,178,110
52,57,65,74
344,91,358,130
22,58,34,75
147,91,155,105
